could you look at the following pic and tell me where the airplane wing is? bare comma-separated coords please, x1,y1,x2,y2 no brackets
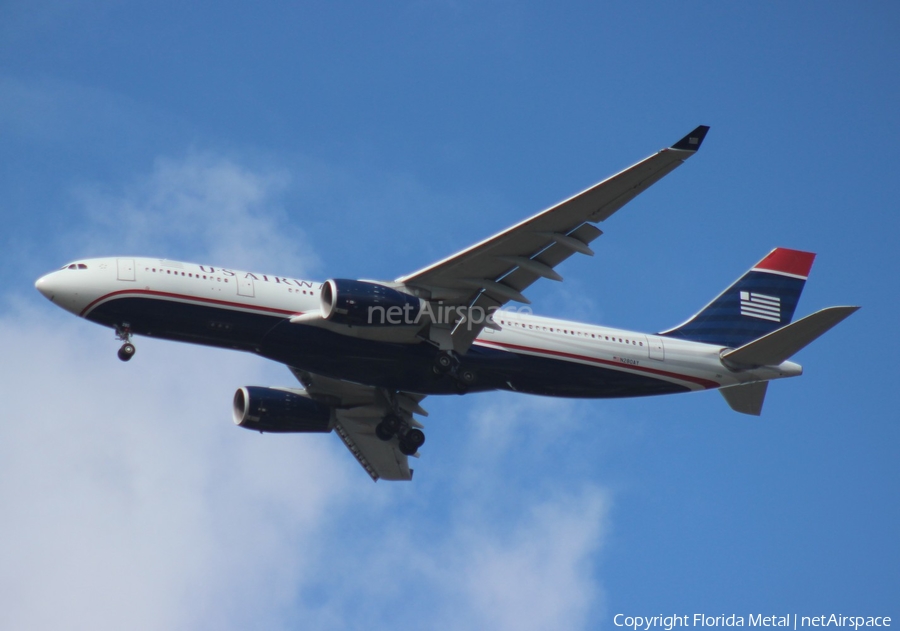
289,367,427,481
397,126,710,352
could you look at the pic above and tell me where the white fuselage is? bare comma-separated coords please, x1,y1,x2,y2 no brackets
35,257,803,398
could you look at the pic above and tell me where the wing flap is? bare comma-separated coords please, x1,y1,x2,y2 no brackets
500,223,603,293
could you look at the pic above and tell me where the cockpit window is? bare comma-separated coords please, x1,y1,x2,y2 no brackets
77,264,87,269
62,263,88,270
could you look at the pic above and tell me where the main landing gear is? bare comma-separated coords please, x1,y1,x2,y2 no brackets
115,323,136,362
432,350,476,392
375,412,426,456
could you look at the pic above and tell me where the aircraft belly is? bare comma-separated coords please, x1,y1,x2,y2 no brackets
260,320,688,398
86,297,279,351
87,297,690,398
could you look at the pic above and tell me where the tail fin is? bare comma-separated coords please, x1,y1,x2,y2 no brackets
660,248,817,347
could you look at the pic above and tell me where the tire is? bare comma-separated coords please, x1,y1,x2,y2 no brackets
118,343,135,362
434,352,453,373
399,429,425,456
375,421,394,441
406,428,425,449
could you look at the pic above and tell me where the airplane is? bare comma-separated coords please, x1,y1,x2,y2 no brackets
34,125,858,481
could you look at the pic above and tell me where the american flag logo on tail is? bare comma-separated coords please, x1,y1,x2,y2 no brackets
740,291,781,322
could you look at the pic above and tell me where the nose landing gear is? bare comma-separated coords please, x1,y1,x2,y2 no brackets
115,323,135,362
117,343,136,362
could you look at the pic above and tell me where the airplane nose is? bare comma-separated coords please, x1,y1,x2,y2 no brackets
35,267,94,316
35,272,60,301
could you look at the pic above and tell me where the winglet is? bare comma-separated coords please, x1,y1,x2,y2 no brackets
671,125,710,152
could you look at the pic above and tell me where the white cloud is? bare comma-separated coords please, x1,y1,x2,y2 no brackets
72,151,319,276
0,308,354,631
449,487,609,631
1,153,344,630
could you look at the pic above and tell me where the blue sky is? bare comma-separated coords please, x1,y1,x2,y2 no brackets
1,2,898,629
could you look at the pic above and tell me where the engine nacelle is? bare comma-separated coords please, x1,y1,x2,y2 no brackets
320,279,423,327
233,386,332,433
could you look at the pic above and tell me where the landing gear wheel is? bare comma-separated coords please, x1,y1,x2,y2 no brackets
117,343,136,362
459,369,476,385
399,428,426,456
115,323,135,362
375,422,394,441
434,351,454,374
376,413,402,441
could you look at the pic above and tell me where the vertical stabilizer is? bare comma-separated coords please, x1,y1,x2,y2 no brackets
660,248,816,348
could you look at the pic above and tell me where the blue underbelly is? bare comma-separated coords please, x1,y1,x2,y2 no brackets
88,297,688,398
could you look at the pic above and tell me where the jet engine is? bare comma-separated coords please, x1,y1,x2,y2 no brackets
233,386,332,433
320,279,423,327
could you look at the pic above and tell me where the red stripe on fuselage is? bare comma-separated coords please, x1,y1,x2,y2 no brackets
79,289,297,318
475,339,720,390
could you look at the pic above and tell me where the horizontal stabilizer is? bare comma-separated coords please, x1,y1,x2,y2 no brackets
720,381,768,416
721,306,859,368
